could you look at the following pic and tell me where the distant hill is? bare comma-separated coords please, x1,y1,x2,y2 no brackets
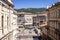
15,8,46,14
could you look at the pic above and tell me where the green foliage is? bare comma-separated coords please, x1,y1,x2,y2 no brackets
14,8,46,14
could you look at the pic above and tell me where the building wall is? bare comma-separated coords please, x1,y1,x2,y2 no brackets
11,13,17,30
8,0,13,4
33,14,47,27
24,14,33,25
0,0,16,40
17,14,24,27
17,12,33,28
47,2,60,40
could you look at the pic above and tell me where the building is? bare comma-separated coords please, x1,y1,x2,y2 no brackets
33,13,47,27
39,12,48,40
16,12,42,40
17,12,33,27
0,0,17,40
17,12,47,27
12,10,17,30
46,2,60,40
12,10,18,40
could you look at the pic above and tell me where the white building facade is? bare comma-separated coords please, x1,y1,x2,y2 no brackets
0,0,17,40
24,14,33,26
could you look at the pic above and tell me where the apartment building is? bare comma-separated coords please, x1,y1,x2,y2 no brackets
0,0,17,40
17,12,47,27
39,12,48,40
46,2,60,40
17,12,33,27
33,13,47,27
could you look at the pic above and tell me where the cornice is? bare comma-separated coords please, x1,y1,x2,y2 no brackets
1,0,14,7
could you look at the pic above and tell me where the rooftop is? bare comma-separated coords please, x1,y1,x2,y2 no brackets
47,2,60,9
17,12,32,15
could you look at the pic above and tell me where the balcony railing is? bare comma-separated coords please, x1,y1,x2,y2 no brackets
0,30,14,40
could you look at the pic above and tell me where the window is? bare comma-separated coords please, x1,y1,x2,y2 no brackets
40,21,43,24
18,14,24,17
18,19,21,22
59,34,60,40
0,5,2,10
2,16,3,34
29,31,32,33
58,23,60,30
7,17,8,27
58,10,60,18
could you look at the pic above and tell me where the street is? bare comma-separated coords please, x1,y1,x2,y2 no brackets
13,26,42,40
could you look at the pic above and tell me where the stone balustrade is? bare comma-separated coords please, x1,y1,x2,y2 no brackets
0,30,14,40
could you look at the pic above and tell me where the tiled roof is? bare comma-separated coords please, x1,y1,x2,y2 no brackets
17,12,32,15
32,14,47,17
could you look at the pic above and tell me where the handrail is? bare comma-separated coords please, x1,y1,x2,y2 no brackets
0,30,14,40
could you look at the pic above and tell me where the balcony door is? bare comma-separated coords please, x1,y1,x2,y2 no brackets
58,23,60,40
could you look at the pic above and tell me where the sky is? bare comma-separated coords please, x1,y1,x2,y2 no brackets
13,0,57,9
